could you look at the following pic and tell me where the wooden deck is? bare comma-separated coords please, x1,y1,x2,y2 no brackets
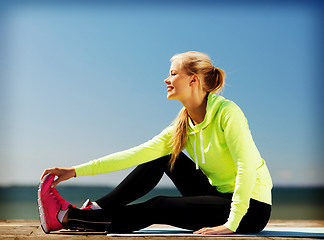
0,219,323,240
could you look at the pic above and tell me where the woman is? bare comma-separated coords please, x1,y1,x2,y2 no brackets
38,51,272,235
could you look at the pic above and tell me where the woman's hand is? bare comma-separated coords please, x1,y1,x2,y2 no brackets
194,225,233,235
40,167,76,188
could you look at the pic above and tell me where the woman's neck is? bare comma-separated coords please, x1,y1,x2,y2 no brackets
182,94,208,125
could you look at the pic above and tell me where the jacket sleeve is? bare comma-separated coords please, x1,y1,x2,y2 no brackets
74,126,173,176
221,102,261,232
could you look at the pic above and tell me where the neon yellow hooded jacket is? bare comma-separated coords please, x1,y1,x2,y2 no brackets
74,94,272,232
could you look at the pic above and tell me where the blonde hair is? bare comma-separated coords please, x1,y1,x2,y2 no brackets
168,51,226,170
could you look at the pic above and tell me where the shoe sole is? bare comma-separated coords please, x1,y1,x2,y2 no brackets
37,173,50,234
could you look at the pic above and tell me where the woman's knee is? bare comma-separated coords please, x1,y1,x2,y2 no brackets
236,200,271,234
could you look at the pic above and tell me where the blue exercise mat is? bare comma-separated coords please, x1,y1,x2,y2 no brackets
107,227,324,237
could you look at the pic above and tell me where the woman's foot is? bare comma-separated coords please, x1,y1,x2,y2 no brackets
37,173,71,233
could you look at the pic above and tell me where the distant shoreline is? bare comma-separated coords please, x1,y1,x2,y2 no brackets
1,186,323,220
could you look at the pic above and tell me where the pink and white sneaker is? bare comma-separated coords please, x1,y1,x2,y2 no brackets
37,173,71,233
80,199,102,210
80,199,92,210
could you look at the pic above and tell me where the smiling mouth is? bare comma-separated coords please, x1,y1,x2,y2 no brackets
167,86,174,92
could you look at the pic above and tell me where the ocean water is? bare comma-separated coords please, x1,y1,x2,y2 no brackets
0,186,323,220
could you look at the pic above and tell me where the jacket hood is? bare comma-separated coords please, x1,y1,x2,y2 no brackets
187,93,226,169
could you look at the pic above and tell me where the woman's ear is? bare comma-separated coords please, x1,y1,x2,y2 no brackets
190,75,199,86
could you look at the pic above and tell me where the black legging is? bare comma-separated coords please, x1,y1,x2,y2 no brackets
67,153,271,233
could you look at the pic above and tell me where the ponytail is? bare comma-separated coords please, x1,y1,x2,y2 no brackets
210,67,226,94
168,107,189,170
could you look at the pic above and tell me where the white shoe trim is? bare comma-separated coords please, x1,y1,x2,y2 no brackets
37,173,51,233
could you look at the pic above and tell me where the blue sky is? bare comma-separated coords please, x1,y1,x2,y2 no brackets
1,0,323,187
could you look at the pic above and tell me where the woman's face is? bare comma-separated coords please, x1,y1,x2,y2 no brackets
164,60,192,102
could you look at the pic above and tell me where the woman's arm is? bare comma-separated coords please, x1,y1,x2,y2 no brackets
221,101,260,232
193,101,260,235
74,126,173,176
40,127,172,187
41,126,173,188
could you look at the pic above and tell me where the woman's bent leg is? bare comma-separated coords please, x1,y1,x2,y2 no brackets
68,153,235,232
95,152,218,209
165,152,223,197
95,155,168,209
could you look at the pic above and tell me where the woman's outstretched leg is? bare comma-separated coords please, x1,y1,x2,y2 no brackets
105,196,270,233
66,194,233,233
108,195,232,233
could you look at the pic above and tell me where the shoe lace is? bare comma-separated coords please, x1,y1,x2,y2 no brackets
49,187,66,205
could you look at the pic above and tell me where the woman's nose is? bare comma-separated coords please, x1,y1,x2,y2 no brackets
164,77,170,84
